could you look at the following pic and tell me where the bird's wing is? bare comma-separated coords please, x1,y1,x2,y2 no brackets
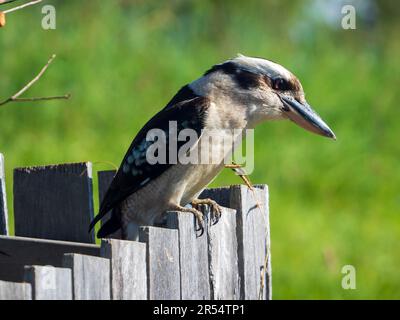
89,96,210,230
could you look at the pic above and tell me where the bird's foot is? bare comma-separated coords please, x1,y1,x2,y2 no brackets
171,204,205,236
191,198,222,225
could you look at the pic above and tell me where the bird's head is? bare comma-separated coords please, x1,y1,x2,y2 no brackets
191,54,335,139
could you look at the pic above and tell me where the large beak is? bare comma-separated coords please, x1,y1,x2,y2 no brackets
280,95,336,140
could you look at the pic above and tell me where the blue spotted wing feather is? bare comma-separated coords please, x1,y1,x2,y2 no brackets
89,96,209,233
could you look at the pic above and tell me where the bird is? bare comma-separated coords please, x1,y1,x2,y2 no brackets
89,54,336,240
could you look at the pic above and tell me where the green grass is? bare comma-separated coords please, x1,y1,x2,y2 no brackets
0,0,399,299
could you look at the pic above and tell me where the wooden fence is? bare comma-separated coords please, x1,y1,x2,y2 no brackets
0,153,272,300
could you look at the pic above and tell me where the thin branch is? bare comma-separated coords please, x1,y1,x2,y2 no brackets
227,161,254,190
0,54,71,107
0,0,20,6
225,163,243,169
12,54,55,99
13,94,71,102
79,161,119,177
3,0,42,14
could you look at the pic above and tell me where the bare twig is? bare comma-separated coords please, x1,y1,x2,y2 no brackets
226,161,255,190
0,54,71,107
0,0,20,6
3,0,42,14
12,94,71,102
11,53,56,99
79,161,119,177
259,245,270,299
225,163,242,169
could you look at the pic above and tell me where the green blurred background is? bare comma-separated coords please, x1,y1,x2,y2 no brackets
0,0,399,299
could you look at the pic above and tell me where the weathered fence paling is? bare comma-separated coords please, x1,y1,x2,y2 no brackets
166,211,211,300
63,253,110,300
201,185,272,299
0,153,8,236
206,205,240,300
0,235,100,283
167,205,240,300
24,265,72,300
13,162,95,243
139,226,181,300
0,280,31,300
0,161,271,300
100,239,147,300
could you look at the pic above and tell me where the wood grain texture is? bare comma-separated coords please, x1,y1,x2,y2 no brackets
100,239,147,300
24,265,72,300
0,235,100,282
139,226,180,300
63,253,110,300
206,206,240,300
0,153,8,236
97,170,120,239
202,185,272,300
13,162,95,243
0,280,31,300
166,211,210,300
232,185,271,300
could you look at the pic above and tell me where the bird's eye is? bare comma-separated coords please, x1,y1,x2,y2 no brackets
272,78,291,91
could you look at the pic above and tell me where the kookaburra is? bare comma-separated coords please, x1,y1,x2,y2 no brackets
89,55,335,240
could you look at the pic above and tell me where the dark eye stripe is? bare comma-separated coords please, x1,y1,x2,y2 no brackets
272,77,292,91
204,62,261,90
205,61,299,92
234,70,261,90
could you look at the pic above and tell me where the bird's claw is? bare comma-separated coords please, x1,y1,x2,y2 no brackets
188,207,205,236
171,204,205,236
191,198,222,225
